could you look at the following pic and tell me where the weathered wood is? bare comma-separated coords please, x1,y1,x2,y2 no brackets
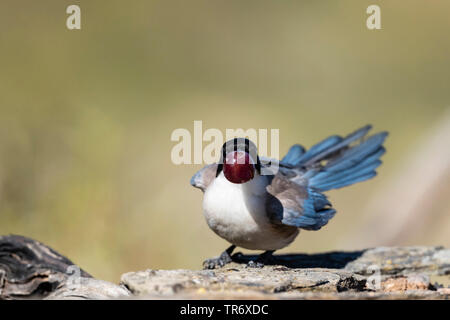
0,234,129,299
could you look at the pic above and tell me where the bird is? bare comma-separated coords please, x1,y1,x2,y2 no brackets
190,125,388,269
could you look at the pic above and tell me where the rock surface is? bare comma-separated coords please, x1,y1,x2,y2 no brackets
1,234,449,299
120,246,450,299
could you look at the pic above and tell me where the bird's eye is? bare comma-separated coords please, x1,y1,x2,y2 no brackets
223,151,255,184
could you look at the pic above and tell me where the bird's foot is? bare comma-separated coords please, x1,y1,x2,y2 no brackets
203,245,235,269
246,260,265,268
246,250,275,269
203,255,232,269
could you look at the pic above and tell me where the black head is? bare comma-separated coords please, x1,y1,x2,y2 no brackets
216,138,261,184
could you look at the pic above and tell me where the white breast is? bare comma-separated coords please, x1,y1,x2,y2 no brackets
202,172,298,250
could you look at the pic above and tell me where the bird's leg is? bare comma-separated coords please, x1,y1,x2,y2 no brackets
203,245,236,269
246,250,275,268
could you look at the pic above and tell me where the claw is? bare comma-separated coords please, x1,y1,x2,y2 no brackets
246,260,264,268
245,250,275,268
203,257,227,269
202,245,235,269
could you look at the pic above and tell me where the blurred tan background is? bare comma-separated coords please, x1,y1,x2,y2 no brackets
0,0,449,282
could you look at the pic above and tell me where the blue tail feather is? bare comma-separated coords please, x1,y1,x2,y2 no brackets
307,130,387,192
281,144,305,166
302,125,373,167
294,135,342,165
311,160,381,190
311,147,385,184
311,157,382,184
324,132,387,172
328,171,377,190
283,125,388,192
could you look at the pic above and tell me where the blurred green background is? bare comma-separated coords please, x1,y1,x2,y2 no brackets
1,1,449,282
